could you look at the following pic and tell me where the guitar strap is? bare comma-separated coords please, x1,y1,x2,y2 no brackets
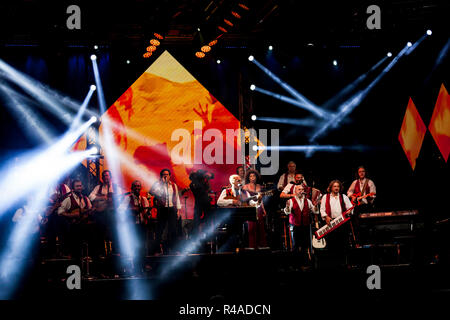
360,179,368,196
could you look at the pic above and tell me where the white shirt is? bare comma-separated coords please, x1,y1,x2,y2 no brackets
58,193,92,216
281,182,308,195
217,187,260,208
347,179,376,204
150,181,181,210
119,194,150,212
89,183,123,202
320,193,353,219
277,173,296,190
284,196,315,215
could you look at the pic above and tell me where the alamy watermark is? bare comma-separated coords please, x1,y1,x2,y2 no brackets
170,121,280,175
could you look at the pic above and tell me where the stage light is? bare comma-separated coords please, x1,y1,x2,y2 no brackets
209,40,218,46
197,27,201,32
238,3,250,10
126,60,130,64
94,45,98,50
0,85,55,144
90,54,97,61
387,52,392,57
407,42,412,47
90,116,97,123
307,43,314,47
89,147,98,154
250,84,256,91
257,116,317,127
195,52,205,58
90,84,96,91
201,45,211,53
0,59,74,124
147,45,157,52
333,60,338,66
217,59,221,64
310,44,413,141
154,33,164,40
249,58,327,118
248,55,254,61
150,39,160,46
252,145,258,151
251,115,257,121
143,52,152,58
218,26,228,33
224,19,233,27
231,11,241,19
268,45,273,51
427,30,432,36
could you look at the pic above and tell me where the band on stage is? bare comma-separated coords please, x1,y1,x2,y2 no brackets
13,162,377,269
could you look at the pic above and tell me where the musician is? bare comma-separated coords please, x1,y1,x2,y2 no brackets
277,161,298,191
217,175,244,207
236,166,245,181
119,180,150,269
57,179,93,258
284,185,315,264
44,180,71,257
280,172,308,199
119,180,150,225
89,170,123,203
347,166,376,210
149,169,181,255
320,180,354,266
89,170,123,256
189,169,213,235
243,169,267,248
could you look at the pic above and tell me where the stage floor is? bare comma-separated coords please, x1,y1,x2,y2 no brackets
10,249,450,301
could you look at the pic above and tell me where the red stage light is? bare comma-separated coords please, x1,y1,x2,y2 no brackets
201,45,211,53
238,4,250,10
195,52,205,58
218,26,228,33
150,39,160,46
231,11,241,19
224,19,234,27
147,45,157,52
143,52,152,58
154,33,164,40
209,40,218,46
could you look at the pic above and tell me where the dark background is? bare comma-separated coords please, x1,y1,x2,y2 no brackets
0,0,448,219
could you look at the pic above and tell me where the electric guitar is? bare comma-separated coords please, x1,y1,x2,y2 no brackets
312,220,326,249
223,190,274,207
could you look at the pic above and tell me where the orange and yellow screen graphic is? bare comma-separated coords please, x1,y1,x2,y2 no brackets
76,51,242,218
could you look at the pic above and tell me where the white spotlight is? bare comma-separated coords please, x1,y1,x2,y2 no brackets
90,116,97,123
94,45,98,50
197,27,201,32
90,85,96,91
89,147,98,154
248,55,254,61
407,42,412,47
250,84,256,91
90,54,97,61
126,60,130,64
251,115,257,121
252,145,258,151
426,30,432,36
217,59,221,64
268,45,273,51
333,60,338,66
387,52,392,57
